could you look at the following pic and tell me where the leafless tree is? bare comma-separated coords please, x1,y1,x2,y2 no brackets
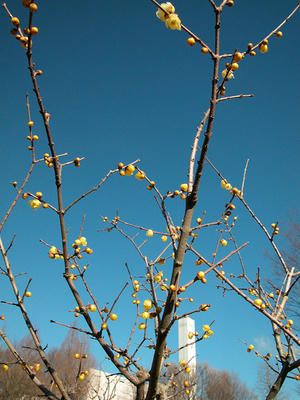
256,362,291,400
47,327,96,400
0,335,46,400
270,214,300,321
162,362,257,400
0,1,299,400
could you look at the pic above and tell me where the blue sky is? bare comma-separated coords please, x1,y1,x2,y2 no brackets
0,0,299,396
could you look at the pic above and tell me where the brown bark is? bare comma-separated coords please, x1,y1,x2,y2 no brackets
265,363,289,400
136,382,146,400
145,7,221,400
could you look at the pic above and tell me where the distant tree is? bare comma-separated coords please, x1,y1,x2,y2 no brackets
271,214,300,321
256,363,291,400
47,327,96,400
0,329,95,400
0,335,43,400
164,362,257,400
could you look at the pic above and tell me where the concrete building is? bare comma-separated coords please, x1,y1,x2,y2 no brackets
178,316,196,370
87,369,136,400
178,316,197,399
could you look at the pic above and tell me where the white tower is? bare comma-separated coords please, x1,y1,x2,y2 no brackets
178,316,196,368
178,316,197,398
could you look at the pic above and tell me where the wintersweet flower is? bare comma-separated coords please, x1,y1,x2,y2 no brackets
80,237,87,246
222,69,234,80
220,180,227,188
165,13,181,30
29,199,41,209
156,2,175,21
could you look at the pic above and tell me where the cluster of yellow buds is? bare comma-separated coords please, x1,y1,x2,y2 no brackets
146,180,156,190
78,370,89,381
44,153,53,168
23,26,38,36
22,0,38,11
198,271,207,284
221,179,232,190
168,187,186,200
74,353,88,359
23,191,49,209
48,246,62,260
220,180,241,197
201,304,209,311
29,363,40,372
271,223,280,236
156,2,181,31
154,271,164,283
133,279,140,293
248,288,258,296
254,298,266,309
26,133,39,150
118,162,135,176
27,191,42,209
10,27,36,49
72,237,93,259
112,216,120,224
286,319,294,329
10,1,39,45
118,162,156,192
221,51,244,87
187,331,199,340
202,324,214,339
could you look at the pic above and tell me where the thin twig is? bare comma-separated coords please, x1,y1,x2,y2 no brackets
216,94,254,103
251,3,300,52
49,320,94,336
241,158,250,196
64,160,140,213
149,0,214,54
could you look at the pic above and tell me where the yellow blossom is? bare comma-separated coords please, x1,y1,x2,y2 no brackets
80,237,87,246
222,69,234,80
165,13,181,30
29,199,41,209
156,2,175,21
50,246,57,254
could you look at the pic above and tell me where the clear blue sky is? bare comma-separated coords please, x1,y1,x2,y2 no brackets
0,0,299,396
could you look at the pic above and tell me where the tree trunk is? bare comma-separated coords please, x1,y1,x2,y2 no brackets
136,382,145,400
266,364,289,400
